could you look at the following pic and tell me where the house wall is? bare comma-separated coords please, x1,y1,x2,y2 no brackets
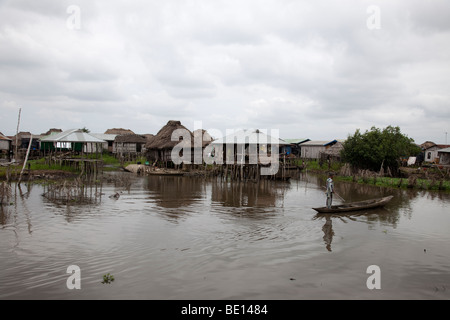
0,140,11,151
114,142,145,154
301,145,325,159
114,142,136,154
439,152,450,165
17,138,40,150
40,141,73,151
88,142,107,153
424,146,440,163
322,142,344,158
146,149,173,163
83,143,107,153
107,141,113,153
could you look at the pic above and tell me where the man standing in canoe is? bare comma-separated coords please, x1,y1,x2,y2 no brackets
326,172,334,208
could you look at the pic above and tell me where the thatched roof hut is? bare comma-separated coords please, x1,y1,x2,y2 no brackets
193,129,213,148
146,120,192,150
141,134,155,142
105,128,135,135
41,128,63,136
114,134,147,144
145,120,193,166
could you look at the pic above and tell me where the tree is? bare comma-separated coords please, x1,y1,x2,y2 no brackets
80,127,90,133
341,126,421,173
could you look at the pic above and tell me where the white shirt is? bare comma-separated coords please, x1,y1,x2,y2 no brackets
326,177,334,195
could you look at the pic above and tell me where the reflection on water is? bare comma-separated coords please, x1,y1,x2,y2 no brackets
0,172,450,300
211,179,289,209
321,216,334,252
145,176,204,208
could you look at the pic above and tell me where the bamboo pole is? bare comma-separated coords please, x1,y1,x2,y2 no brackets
14,108,21,162
18,134,32,185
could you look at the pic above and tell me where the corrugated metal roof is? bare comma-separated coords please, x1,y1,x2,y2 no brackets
90,133,117,141
212,129,289,145
0,133,11,141
40,129,106,143
283,138,310,144
438,147,450,153
299,140,336,146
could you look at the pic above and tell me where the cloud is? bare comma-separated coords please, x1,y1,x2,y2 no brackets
0,0,449,144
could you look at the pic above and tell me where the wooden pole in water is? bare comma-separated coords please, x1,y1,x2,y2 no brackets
18,134,32,185
14,107,21,162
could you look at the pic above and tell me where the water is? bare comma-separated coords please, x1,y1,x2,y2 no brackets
1,172,449,300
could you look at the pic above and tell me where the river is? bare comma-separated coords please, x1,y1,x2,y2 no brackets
1,172,449,300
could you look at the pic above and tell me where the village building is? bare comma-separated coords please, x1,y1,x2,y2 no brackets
0,132,12,156
282,138,310,156
41,128,62,136
9,131,41,160
320,140,345,162
104,128,135,135
210,129,289,164
39,129,106,174
40,129,106,154
141,134,155,142
113,134,147,157
209,129,291,180
421,141,450,163
145,120,193,167
11,132,40,151
192,129,214,164
90,133,118,153
299,140,344,160
39,129,63,147
437,147,450,165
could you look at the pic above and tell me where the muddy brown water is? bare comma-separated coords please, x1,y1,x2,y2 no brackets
1,172,449,300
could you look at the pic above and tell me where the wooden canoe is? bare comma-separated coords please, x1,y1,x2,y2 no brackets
312,195,394,214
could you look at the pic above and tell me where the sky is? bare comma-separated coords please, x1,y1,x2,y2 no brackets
0,0,449,144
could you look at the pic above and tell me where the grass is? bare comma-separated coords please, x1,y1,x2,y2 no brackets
0,153,126,179
294,159,450,192
302,159,344,173
0,166,15,179
0,159,73,180
97,154,147,169
28,158,77,172
1,153,149,179
123,156,147,167
336,175,450,192
69,153,119,165
98,153,122,171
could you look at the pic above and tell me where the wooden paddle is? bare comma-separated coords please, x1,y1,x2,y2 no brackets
322,186,345,202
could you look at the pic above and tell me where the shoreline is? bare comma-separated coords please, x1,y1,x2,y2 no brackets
2,162,450,192
305,164,450,192
0,169,80,182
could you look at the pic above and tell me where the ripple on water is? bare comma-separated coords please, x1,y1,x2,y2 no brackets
1,176,450,299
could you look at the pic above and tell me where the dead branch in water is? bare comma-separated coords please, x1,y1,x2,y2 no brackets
0,182,12,205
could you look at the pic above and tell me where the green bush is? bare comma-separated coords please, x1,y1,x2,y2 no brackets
341,126,421,172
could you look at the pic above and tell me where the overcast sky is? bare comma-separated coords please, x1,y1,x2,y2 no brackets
1,0,449,144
